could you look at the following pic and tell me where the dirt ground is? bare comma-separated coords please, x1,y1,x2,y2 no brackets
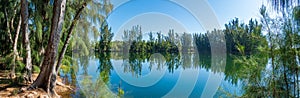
0,70,74,98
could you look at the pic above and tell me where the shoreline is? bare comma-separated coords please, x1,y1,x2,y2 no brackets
0,70,74,98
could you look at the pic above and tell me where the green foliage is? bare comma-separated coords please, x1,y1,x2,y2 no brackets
236,3,300,97
293,6,300,24
235,43,245,55
78,57,117,98
73,37,89,57
193,20,268,56
95,23,114,52
194,33,211,54
224,18,267,55
58,55,73,75
129,31,179,53
33,65,40,73
0,0,299,97
108,21,266,58
118,87,124,97
31,50,41,67
15,60,25,72
0,0,19,56
0,53,27,73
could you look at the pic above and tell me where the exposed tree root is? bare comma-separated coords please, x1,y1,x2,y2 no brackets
56,81,73,90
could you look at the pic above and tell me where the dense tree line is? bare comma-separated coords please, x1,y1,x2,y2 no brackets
98,20,267,56
96,25,180,54
193,19,268,55
128,31,179,53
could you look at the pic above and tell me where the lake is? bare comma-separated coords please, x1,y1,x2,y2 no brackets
60,52,247,98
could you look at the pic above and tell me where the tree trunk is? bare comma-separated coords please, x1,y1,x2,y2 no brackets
4,8,14,44
56,2,86,73
10,2,18,32
21,0,33,83
29,0,66,97
11,16,22,79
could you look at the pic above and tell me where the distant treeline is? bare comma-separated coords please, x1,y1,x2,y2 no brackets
95,18,267,55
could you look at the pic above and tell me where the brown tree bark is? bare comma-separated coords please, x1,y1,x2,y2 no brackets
21,0,33,83
29,0,66,97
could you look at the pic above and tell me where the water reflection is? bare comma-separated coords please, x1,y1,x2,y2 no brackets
61,52,268,97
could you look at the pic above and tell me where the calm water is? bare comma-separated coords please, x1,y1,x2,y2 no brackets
61,52,245,98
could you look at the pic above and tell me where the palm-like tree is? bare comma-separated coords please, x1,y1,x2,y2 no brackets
265,0,300,97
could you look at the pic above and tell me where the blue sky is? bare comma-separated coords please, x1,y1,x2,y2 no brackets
107,0,267,40
209,0,265,26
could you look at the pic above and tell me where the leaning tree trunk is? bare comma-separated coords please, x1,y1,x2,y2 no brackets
56,2,86,73
10,2,18,32
21,0,33,83
4,8,14,44
29,0,66,97
11,16,22,79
